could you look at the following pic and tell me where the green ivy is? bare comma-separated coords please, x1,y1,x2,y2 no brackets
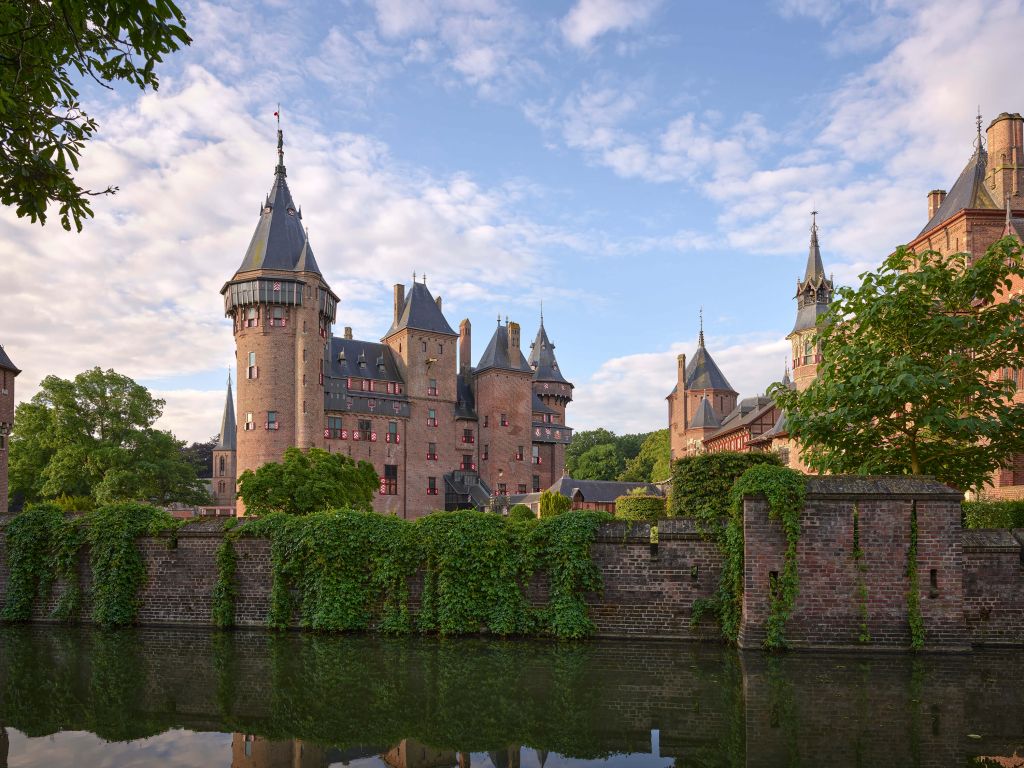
907,501,925,651
852,504,870,644
613,494,665,523
211,537,237,629
962,499,1024,529
0,503,65,621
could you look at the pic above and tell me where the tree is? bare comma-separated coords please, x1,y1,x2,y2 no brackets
1,1,190,230
9,367,208,506
772,238,1024,492
180,436,217,478
237,447,379,516
619,429,671,482
573,443,622,481
565,428,618,477
539,490,571,518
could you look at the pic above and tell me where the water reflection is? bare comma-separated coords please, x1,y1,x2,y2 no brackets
0,626,1020,767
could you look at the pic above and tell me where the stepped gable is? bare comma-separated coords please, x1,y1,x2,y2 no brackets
234,128,321,276
384,281,458,338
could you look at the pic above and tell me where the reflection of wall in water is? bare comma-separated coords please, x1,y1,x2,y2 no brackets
382,739,455,768
232,735,327,768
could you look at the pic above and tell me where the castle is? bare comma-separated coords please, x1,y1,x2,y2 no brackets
209,128,573,518
669,110,1024,497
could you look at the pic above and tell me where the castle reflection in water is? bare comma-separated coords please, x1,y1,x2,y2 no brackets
232,737,532,768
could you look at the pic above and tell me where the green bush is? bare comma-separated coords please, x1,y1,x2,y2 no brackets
614,494,665,523
539,490,572,518
962,500,1024,529
508,504,535,522
669,451,782,540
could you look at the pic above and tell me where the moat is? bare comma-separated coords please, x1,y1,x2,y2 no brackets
0,627,1021,767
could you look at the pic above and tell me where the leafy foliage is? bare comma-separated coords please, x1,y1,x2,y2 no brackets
539,490,572,518
236,447,379,515
565,428,651,481
0,503,66,621
1,0,190,230
772,238,1024,492
211,539,237,629
508,504,535,522
907,502,925,651
619,429,671,482
962,500,1024,529
9,367,208,507
180,437,218,478
614,494,665,523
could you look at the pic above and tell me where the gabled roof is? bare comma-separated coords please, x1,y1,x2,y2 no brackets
688,396,720,429
234,130,322,276
528,318,569,384
476,323,532,374
0,345,19,375
750,410,788,444
215,375,236,451
919,146,998,236
708,395,775,440
685,340,735,392
384,282,458,338
548,477,662,503
329,338,404,382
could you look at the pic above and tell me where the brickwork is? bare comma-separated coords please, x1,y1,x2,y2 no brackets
475,368,534,496
963,528,1024,645
0,363,14,516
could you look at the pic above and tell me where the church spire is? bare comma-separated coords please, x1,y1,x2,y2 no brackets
215,372,236,451
275,106,286,177
803,210,826,283
698,306,705,348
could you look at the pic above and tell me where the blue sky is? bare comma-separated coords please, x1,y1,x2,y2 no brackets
2,0,1024,442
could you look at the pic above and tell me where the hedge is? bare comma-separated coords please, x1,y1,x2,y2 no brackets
508,504,535,522
962,500,1024,529
614,494,665,523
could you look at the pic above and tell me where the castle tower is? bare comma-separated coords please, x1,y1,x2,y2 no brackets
221,127,339,513
985,112,1024,211
788,213,834,391
0,345,19,515
475,319,534,497
528,312,573,488
211,373,237,511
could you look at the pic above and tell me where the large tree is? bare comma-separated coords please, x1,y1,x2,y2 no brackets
9,367,208,506
619,429,671,483
772,237,1024,492
1,0,190,230
565,428,649,480
237,447,379,516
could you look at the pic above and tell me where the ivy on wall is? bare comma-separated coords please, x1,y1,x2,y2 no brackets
852,504,871,644
907,501,925,651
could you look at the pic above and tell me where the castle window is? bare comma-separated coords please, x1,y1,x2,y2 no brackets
460,455,475,471
532,445,541,465
516,446,524,461
427,442,438,461
427,476,438,496
218,481,225,494
327,416,343,439
0,435,5,451
482,444,489,461
438,343,443,355
518,483,527,494
532,475,541,493
498,483,507,496
218,456,225,476
271,307,286,327
427,408,437,427
245,308,258,328
428,378,438,396
244,412,254,431
462,429,474,444
266,411,279,430
358,419,371,434
247,352,257,380
422,341,427,353
483,415,489,428
382,464,398,495
500,413,509,427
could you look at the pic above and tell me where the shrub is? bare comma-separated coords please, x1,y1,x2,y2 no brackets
539,490,572,518
508,504,535,522
962,500,1024,529
614,494,665,523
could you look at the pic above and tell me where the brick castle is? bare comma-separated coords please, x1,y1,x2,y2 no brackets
0,346,17,515
210,128,573,518
668,110,1024,498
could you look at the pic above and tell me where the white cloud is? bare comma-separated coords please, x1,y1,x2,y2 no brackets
560,0,662,49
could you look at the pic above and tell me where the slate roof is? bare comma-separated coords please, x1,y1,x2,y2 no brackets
688,396,720,429
0,345,19,375
548,477,662,503
749,410,789,444
384,282,458,338
329,337,404,382
919,146,998,236
528,319,569,384
531,391,556,414
215,376,236,451
685,340,735,392
234,130,322,276
792,219,834,334
708,395,775,438
476,323,533,374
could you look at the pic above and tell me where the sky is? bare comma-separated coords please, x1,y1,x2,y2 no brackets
2,0,1024,444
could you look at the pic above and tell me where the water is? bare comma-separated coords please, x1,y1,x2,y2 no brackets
0,626,1020,767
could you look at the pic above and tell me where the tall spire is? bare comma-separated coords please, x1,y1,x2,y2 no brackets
804,210,826,282
698,306,705,348
276,117,286,178
216,372,236,451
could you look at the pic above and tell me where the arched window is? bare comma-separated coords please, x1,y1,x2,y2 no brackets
218,456,225,476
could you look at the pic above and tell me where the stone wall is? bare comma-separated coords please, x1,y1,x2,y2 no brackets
1,477,1022,649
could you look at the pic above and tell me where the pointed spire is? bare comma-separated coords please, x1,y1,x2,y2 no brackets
539,299,544,327
974,106,984,154
275,108,286,178
698,306,705,348
804,210,826,282
216,373,236,451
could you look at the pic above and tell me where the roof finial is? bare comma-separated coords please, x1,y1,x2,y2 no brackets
975,107,984,153
540,299,544,326
698,306,705,348
413,270,417,283
423,273,427,285
497,314,501,325
275,104,286,177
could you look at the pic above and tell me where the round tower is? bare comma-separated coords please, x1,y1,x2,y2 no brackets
221,127,338,511
528,313,573,484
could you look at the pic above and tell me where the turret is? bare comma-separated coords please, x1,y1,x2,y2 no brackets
220,126,339,513
528,311,574,486
788,212,834,391
986,112,1024,211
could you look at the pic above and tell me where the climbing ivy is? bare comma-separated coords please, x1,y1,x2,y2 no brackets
852,504,870,644
907,501,925,651
0,503,65,621
211,538,237,629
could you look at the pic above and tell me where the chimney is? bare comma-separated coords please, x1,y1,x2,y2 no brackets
344,326,353,340
459,319,472,374
927,189,946,220
508,321,521,359
987,112,1024,207
393,284,405,325
435,295,443,312
678,353,687,427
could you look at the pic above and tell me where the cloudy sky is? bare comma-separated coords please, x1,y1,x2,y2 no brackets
2,0,1024,443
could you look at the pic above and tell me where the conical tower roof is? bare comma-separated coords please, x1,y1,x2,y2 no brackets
234,128,321,276
528,313,569,384
684,330,735,393
919,119,998,236
384,281,458,337
803,216,826,284
0,344,19,375
215,374,236,451
792,213,834,335
476,321,532,374
688,395,720,429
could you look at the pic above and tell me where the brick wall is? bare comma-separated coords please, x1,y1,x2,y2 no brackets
963,528,1024,646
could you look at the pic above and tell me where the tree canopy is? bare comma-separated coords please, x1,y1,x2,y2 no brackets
237,447,379,516
619,429,671,482
772,237,1024,492
565,428,656,481
1,0,190,230
9,367,208,508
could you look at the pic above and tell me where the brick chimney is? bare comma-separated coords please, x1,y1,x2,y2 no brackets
343,326,353,340
435,295,443,312
927,189,946,220
393,283,405,325
459,318,472,374
508,321,521,360
987,112,1024,208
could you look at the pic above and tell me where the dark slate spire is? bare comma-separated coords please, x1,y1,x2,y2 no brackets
0,344,19,375
234,127,322,276
528,311,569,384
215,373,236,451
384,280,458,337
476,321,532,374
684,320,736,392
688,395,720,429
792,212,835,334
